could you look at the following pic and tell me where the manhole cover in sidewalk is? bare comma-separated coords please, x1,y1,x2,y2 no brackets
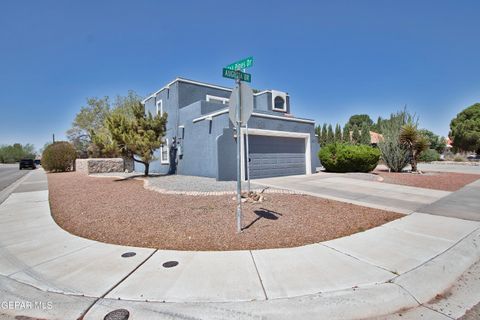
104,309,130,320
162,261,179,268
121,252,136,258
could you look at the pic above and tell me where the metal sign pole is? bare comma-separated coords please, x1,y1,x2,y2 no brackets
245,123,251,193
235,75,242,233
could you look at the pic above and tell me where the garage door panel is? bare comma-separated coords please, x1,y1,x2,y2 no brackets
251,161,304,170
247,135,306,179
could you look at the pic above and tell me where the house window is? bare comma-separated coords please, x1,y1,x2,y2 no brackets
206,94,229,104
178,125,185,139
160,138,169,164
273,96,286,111
156,100,163,115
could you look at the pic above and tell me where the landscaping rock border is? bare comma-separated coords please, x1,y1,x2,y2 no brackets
76,158,127,174
89,173,303,196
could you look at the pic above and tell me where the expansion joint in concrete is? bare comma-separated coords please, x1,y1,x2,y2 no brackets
320,243,397,275
79,249,159,319
249,251,268,300
395,225,480,278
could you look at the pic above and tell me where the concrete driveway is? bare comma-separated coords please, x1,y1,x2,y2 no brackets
420,179,480,221
253,173,450,214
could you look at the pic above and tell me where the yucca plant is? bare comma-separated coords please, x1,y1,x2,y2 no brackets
378,110,410,172
399,124,429,172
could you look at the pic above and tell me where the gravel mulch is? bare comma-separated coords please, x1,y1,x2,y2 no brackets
374,170,480,191
145,174,265,193
48,172,403,251
91,172,266,193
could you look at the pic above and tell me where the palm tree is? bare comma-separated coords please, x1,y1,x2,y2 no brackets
399,124,429,172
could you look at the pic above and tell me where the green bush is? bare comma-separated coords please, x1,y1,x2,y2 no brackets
42,142,77,172
319,143,381,173
419,149,440,162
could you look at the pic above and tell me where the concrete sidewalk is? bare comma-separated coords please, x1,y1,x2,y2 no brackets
0,169,479,319
420,179,480,221
253,173,450,214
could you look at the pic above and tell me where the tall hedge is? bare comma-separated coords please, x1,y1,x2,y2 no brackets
319,143,380,173
42,141,77,172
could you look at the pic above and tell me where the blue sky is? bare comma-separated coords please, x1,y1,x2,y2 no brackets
1,0,479,150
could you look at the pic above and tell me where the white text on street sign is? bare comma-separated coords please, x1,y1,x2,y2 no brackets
225,57,254,71
222,68,251,82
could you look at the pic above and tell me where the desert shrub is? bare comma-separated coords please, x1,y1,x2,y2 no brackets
419,149,440,162
42,141,77,172
319,143,381,173
378,110,412,172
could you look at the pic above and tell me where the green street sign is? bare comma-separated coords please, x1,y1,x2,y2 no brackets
222,68,251,82
225,56,254,71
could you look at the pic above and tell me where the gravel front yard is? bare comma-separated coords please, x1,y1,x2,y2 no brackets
374,170,480,191
48,172,403,251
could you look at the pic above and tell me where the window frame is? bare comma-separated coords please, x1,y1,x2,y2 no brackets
160,138,169,164
272,95,287,112
156,99,163,115
206,94,229,105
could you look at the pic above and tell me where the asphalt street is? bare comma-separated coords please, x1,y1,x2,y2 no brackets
0,164,29,192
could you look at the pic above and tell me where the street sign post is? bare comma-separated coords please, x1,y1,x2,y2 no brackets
222,68,251,82
235,78,242,233
229,83,254,196
222,57,254,233
245,123,251,193
225,56,253,71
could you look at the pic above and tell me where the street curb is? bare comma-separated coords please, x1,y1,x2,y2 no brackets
394,228,480,304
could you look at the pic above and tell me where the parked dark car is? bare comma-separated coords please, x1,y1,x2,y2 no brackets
19,159,36,170
467,154,479,161
34,159,41,166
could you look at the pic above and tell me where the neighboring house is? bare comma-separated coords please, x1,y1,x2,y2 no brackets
139,77,320,181
370,131,383,146
445,137,453,150
348,130,383,146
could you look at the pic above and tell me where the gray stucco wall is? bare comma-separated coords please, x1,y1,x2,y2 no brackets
254,92,269,112
217,128,237,181
176,101,231,178
178,82,231,108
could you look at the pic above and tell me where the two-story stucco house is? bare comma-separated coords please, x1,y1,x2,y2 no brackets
138,77,320,181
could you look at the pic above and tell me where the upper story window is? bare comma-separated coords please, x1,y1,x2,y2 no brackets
271,90,287,112
206,94,229,105
156,99,163,115
274,96,285,110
